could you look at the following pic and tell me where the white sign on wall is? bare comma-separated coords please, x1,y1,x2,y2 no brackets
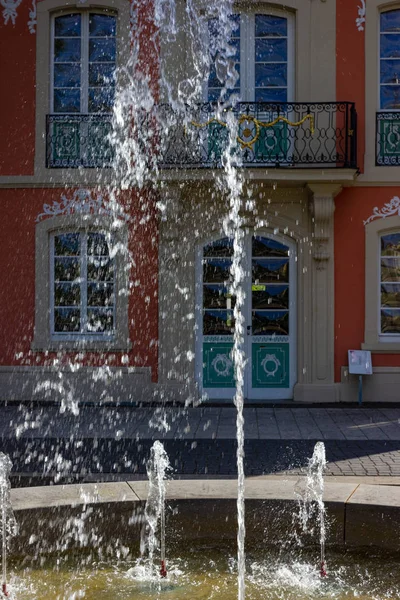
348,350,373,375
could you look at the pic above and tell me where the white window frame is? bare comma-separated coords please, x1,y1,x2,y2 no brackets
50,230,116,341
50,9,117,114
206,8,295,102
32,215,130,351
363,215,400,352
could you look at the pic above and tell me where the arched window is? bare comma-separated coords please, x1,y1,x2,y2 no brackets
51,11,117,114
207,10,294,102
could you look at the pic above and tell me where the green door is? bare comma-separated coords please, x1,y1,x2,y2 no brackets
197,233,296,400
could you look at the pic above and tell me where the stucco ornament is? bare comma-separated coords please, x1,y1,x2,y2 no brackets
356,0,366,31
261,354,281,378
364,196,400,225
211,354,233,378
36,189,128,222
27,0,36,33
1,0,22,25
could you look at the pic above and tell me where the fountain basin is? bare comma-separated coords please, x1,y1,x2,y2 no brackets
9,478,400,556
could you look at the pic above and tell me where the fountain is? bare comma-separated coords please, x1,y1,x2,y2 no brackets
0,454,17,598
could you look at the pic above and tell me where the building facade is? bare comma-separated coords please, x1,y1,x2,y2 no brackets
0,0,399,404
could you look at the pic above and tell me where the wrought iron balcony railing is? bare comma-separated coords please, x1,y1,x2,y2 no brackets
46,114,113,168
159,102,357,169
376,112,400,166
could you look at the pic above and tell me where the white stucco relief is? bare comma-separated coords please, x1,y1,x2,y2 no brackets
1,0,22,25
364,196,400,225
36,189,128,222
356,0,366,31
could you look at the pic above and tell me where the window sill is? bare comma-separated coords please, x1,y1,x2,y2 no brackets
361,341,400,353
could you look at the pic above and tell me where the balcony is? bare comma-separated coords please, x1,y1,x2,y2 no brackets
159,102,357,170
46,114,113,168
376,112,400,166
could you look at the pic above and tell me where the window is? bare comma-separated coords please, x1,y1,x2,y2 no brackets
51,231,115,339
363,215,400,351
51,12,117,114
48,10,117,167
208,11,294,102
32,215,130,351
380,232,400,336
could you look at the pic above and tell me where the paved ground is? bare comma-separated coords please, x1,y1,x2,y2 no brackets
1,404,400,483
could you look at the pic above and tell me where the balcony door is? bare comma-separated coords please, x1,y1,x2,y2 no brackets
207,11,294,103
196,232,297,401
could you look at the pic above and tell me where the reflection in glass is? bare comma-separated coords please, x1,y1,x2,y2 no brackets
380,34,400,58
204,238,234,257
252,310,289,335
87,258,114,282
255,14,287,37
380,85,400,109
255,88,287,102
381,233,400,256
55,14,81,36
87,283,114,306
381,283,400,307
54,89,81,113
89,38,116,62
252,285,288,309
255,63,287,88
89,87,115,113
87,308,113,332
54,258,80,282
54,308,80,332
54,64,81,88
252,258,289,283
54,38,81,62
381,10,400,33
55,233,80,256
203,258,232,283
89,14,116,37
380,59,400,84
89,63,115,86
253,236,289,257
54,283,80,306
255,38,287,62
381,257,400,281
87,232,109,255
203,285,235,309
381,308,400,333
204,310,234,335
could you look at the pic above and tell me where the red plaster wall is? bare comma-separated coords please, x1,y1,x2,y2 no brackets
336,0,365,172
335,187,400,382
0,12,35,176
0,188,159,380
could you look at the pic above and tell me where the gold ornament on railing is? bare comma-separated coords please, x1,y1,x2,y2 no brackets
189,114,315,149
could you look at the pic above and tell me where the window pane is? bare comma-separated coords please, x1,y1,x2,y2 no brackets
54,308,81,332
203,310,234,335
379,85,400,109
203,259,232,283
54,38,81,62
54,258,80,281
380,34,400,59
252,258,289,283
204,238,234,257
89,14,116,37
55,14,81,37
87,232,110,255
381,283,400,307
54,283,81,306
381,309,400,333
252,310,289,335
380,60,400,84
89,63,115,86
54,233,80,255
381,257,400,281
255,63,287,87
87,282,114,306
87,308,113,332
255,15,287,37
54,64,81,88
88,87,115,112
256,38,287,62
252,236,289,257
381,233,400,255
54,89,81,113
87,257,114,281
252,285,289,309
89,38,116,62
203,285,235,309
381,10,400,33
255,87,287,102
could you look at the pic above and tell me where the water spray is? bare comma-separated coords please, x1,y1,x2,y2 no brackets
0,454,16,599
159,497,167,578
